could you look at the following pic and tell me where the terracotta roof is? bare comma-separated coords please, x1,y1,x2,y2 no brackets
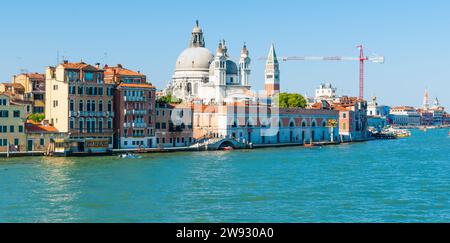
60,62,99,71
104,66,145,77
391,106,415,110
1,83,25,89
25,122,59,133
26,73,45,80
118,83,155,89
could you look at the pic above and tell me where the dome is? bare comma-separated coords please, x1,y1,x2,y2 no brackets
226,60,238,75
176,47,214,71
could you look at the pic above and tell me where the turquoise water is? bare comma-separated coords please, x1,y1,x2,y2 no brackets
1,129,449,223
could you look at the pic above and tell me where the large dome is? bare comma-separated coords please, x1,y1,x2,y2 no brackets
176,47,214,71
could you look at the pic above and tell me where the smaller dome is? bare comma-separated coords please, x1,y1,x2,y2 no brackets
226,60,238,75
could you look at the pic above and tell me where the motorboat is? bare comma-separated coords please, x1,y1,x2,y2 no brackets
119,153,143,159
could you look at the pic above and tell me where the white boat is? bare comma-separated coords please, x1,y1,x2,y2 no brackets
119,153,142,159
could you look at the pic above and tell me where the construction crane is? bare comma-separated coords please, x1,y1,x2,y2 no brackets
260,45,385,100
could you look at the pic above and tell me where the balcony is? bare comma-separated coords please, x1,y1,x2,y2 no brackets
123,122,147,129
124,96,146,102
124,110,147,116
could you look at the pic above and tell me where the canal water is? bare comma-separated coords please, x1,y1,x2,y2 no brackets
1,129,449,222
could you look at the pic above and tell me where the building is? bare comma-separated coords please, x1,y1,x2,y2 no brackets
0,93,26,152
155,102,194,148
417,109,434,126
104,65,156,149
443,112,450,125
314,83,337,103
25,121,64,152
265,43,280,97
45,61,115,154
12,73,46,114
389,106,420,126
166,21,253,104
430,98,445,126
0,83,25,97
193,102,339,145
332,97,369,142
367,97,390,129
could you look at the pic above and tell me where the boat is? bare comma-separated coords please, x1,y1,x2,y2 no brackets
222,146,234,151
119,153,142,159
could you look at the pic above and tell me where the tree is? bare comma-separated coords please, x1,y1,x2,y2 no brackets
28,114,45,123
157,93,182,104
276,93,307,108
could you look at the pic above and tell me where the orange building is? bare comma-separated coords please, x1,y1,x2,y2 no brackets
104,65,156,149
45,61,115,154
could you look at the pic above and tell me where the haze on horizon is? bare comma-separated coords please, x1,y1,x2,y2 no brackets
0,0,448,108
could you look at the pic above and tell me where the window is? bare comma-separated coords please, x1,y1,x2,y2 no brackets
84,72,94,82
40,138,45,146
156,123,161,129
18,126,23,133
99,120,103,133
108,101,112,112
98,87,104,96
79,120,84,133
107,119,113,129
53,100,59,108
343,123,347,130
13,111,20,118
53,85,58,90
10,126,14,133
70,118,74,129
14,138,19,146
343,113,347,119
70,100,74,112
67,71,79,82
79,101,84,112
78,86,84,95
0,110,9,117
99,101,103,112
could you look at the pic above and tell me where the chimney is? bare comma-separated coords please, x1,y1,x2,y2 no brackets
63,60,68,64
117,64,123,68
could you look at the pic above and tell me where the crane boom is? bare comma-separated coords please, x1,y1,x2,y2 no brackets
259,45,385,100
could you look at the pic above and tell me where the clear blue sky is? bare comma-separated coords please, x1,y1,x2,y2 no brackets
0,0,448,108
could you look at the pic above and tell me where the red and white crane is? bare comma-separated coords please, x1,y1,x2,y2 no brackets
260,45,385,100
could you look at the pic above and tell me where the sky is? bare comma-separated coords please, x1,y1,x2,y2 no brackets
0,0,448,108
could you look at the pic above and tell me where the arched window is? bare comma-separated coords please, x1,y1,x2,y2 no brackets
98,100,103,112
312,121,316,127
290,121,295,127
107,119,113,129
108,101,112,112
302,121,307,127
79,100,84,112
99,119,103,133
323,121,327,127
79,119,84,133
70,118,74,129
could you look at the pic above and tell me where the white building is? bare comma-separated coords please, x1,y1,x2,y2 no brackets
389,106,420,126
315,83,337,103
167,21,252,104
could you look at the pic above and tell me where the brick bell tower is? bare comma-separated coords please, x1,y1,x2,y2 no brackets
265,43,280,97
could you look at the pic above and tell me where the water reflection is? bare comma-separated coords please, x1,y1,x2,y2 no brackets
36,157,81,222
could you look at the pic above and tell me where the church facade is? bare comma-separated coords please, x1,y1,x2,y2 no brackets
167,21,255,104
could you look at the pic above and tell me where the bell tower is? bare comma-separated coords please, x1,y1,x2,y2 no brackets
265,43,280,96
239,43,251,86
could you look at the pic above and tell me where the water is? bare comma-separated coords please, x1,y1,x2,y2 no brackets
1,129,449,223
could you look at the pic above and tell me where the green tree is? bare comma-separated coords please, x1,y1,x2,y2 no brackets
28,114,45,123
157,94,182,104
276,93,307,108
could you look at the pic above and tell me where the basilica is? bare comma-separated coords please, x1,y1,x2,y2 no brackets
166,21,255,104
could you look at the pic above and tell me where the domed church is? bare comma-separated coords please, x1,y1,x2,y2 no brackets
167,21,253,104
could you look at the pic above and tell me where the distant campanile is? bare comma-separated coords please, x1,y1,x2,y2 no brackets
265,43,280,96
